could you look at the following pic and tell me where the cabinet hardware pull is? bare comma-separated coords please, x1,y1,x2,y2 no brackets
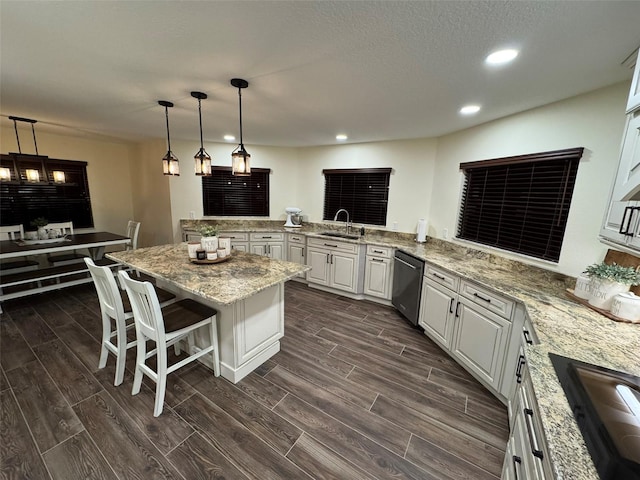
326,253,330,264
263,236,272,239
523,329,533,345
372,258,384,263
512,456,522,480
524,408,544,459
515,354,525,383
302,248,304,257
473,292,491,303
432,272,446,281
449,298,455,314
330,254,333,264
395,257,417,269
324,243,338,248
619,206,631,234
373,249,384,254
455,301,461,318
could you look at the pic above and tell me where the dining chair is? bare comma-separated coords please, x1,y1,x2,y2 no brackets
84,258,177,386
0,224,39,273
126,220,141,250
118,270,220,417
47,221,86,266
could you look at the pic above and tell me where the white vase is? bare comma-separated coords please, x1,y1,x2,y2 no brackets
588,278,630,310
201,236,218,252
37,226,48,240
573,274,592,300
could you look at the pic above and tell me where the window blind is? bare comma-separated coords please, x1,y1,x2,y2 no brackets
322,168,391,226
457,148,583,262
202,167,270,216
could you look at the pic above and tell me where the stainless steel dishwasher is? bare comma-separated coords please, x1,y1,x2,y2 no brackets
391,250,425,326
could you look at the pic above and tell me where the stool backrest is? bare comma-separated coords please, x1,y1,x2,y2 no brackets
118,270,165,342
0,224,24,241
85,258,126,322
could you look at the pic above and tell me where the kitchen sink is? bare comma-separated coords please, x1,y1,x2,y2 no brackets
319,231,361,240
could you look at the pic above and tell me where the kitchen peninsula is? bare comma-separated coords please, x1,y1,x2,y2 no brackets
107,244,309,383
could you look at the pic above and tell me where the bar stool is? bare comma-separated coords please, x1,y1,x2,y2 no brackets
119,270,220,417
84,258,176,386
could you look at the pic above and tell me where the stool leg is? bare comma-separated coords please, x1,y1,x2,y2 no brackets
132,335,146,395
99,313,110,370
210,316,220,377
154,347,168,417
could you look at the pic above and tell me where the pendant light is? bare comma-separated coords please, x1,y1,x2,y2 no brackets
159,100,180,176
231,78,251,176
191,91,212,176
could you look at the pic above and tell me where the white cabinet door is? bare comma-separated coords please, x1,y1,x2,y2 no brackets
268,243,284,260
306,248,330,285
331,252,358,293
250,242,283,259
419,279,456,349
288,243,305,265
232,242,249,252
364,256,391,299
600,199,638,245
251,244,267,256
626,48,640,113
617,110,640,202
452,298,510,390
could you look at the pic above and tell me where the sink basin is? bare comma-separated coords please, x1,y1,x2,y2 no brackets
319,232,361,240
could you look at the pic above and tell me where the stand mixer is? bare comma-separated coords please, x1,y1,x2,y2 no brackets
284,207,302,227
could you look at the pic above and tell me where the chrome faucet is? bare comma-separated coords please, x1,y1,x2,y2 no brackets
333,209,351,234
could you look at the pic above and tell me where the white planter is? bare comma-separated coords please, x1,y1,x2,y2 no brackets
588,278,630,310
574,274,592,300
201,236,218,252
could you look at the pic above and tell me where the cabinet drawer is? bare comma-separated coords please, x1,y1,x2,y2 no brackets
220,231,249,241
366,244,392,258
424,265,459,291
307,236,359,253
460,280,514,319
250,232,284,241
287,233,306,244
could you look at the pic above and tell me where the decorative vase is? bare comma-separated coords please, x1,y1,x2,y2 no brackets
37,226,48,240
573,274,592,300
201,236,218,252
588,278,630,310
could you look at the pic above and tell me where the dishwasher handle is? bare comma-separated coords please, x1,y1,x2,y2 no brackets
395,257,418,270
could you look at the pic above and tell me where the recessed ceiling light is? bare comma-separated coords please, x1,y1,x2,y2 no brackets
224,134,235,141
336,134,348,141
485,49,519,66
459,105,481,115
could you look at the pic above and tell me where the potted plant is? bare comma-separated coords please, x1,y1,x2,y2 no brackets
584,261,640,310
30,217,49,240
196,223,219,252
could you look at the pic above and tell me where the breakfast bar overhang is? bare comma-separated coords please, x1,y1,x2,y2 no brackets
107,244,309,383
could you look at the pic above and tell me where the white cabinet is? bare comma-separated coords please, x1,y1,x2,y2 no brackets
221,232,250,253
418,265,459,349
286,233,306,280
363,245,393,300
626,48,640,113
306,237,364,294
249,232,284,260
613,110,640,202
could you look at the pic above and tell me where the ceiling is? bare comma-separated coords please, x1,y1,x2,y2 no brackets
1,1,639,148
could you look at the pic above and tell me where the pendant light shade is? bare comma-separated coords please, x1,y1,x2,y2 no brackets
159,100,180,176
231,78,251,176
191,91,212,176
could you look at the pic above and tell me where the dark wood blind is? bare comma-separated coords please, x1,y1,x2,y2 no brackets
0,154,94,230
202,167,270,216
323,168,391,226
457,148,583,262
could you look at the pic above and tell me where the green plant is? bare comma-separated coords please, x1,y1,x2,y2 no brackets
196,223,218,237
30,217,48,228
584,262,640,285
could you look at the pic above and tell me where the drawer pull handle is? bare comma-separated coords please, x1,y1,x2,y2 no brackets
432,273,446,281
523,329,533,345
473,292,491,303
324,243,338,248
373,249,384,254
512,456,522,480
449,298,455,314
524,408,544,459
263,236,272,239
372,258,384,263
515,354,526,383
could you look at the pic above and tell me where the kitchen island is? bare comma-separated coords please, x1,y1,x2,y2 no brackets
107,244,309,383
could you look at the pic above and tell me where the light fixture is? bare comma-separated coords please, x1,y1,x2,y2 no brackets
485,49,519,66
336,134,348,141
231,78,251,176
191,91,212,176
52,171,66,183
0,167,11,181
158,100,180,176
25,169,40,182
224,134,236,141
459,105,481,115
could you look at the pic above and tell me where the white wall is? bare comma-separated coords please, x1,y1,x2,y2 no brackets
0,124,136,236
429,82,629,276
297,138,438,233
167,140,300,241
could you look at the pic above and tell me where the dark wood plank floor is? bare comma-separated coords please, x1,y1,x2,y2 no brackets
0,280,508,479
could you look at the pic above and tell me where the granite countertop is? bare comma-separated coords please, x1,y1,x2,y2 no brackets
181,219,639,478
107,244,309,306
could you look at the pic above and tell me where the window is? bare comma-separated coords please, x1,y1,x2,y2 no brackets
0,154,94,229
457,147,583,262
202,167,270,216
322,168,391,226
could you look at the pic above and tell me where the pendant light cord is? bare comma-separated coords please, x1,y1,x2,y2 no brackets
164,105,172,153
198,98,204,152
238,87,244,148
